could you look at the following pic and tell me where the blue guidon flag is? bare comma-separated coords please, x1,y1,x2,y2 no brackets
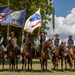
0,6,9,16
24,9,41,32
2,10,26,27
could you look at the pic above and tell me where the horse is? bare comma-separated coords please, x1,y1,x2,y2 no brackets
49,41,67,71
38,39,51,72
21,39,34,71
67,46,75,71
7,44,19,71
0,49,5,70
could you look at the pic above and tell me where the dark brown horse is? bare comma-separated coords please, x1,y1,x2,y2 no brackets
7,44,18,71
50,41,66,71
0,49,5,70
38,39,51,72
67,46,75,71
21,39,34,71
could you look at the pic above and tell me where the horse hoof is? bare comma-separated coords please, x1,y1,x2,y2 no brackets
31,69,33,72
9,70,11,72
41,70,43,72
24,70,26,72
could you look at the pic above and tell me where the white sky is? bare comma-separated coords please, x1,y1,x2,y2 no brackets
47,8,75,44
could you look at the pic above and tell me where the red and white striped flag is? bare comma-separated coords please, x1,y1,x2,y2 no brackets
0,14,2,24
24,9,41,32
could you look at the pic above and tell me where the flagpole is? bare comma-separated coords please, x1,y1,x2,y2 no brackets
22,8,26,45
7,0,10,45
52,7,55,42
22,29,24,45
37,26,41,45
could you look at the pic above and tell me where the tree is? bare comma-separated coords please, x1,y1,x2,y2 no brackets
0,0,53,45
0,0,53,30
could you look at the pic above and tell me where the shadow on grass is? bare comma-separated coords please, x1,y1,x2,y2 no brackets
0,69,53,73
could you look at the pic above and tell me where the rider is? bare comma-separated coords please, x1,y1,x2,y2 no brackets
38,30,52,59
38,30,49,44
54,34,61,47
21,30,30,53
8,32,20,57
0,31,6,53
23,31,30,44
8,31,16,43
67,35,74,48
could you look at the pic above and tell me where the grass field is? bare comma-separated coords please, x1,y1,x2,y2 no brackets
0,59,75,75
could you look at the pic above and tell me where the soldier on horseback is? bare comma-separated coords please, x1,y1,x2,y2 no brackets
67,35,74,48
37,30,52,59
7,31,20,57
38,30,48,44
0,31,6,53
23,31,30,44
54,34,61,47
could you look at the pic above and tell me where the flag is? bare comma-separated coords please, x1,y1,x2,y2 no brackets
2,10,26,27
0,6,9,16
24,9,41,32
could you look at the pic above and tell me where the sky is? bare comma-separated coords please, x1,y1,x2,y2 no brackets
47,0,75,43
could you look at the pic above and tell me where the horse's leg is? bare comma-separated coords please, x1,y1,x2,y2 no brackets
2,59,5,70
22,58,24,70
56,57,58,70
65,58,67,70
69,57,73,71
16,58,18,69
27,59,29,71
9,61,11,72
29,59,32,72
61,58,63,71
45,60,47,71
74,59,75,71
52,59,56,70
24,60,26,72
13,60,15,71
40,59,43,72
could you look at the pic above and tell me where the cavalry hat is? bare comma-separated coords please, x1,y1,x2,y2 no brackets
40,30,45,34
55,34,59,37
69,35,73,38
24,30,30,34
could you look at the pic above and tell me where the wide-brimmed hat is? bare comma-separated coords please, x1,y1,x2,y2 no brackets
55,34,59,37
24,30,30,34
10,32,15,35
40,30,45,34
69,35,73,38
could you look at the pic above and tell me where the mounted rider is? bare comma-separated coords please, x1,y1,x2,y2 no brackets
54,34,61,47
38,30,48,44
21,30,30,53
0,31,6,53
67,35,74,48
37,30,52,59
7,31,20,56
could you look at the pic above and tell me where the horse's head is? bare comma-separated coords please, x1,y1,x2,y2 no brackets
60,41,66,52
27,39,32,47
46,39,54,49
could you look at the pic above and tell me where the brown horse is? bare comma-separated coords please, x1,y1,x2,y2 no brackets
38,39,51,72
67,46,75,71
7,44,18,71
21,39,34,71
0,49,5,70
50,41,66,71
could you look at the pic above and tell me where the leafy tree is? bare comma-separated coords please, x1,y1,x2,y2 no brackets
0,0,53,46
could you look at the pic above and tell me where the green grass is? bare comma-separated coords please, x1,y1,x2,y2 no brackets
0,59,75,75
